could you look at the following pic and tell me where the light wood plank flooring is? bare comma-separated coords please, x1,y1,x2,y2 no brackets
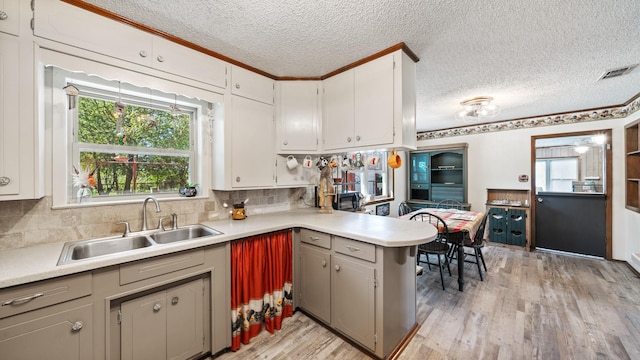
213,245,640,359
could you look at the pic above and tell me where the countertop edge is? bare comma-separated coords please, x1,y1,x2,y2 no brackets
0,209,436,289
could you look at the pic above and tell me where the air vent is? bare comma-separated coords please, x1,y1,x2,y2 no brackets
598,64,638,80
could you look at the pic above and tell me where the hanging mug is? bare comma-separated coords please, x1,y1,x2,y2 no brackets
387,149,402,169
341,156,351,172
368,155,380,166
286,155,298,170
302,155,313,168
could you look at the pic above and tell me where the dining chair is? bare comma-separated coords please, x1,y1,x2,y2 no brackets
437,199,464,210
410,212,451,290
398,201,412,216
448,213,489,281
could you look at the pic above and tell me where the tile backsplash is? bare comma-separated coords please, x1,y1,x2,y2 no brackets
0,187,310,250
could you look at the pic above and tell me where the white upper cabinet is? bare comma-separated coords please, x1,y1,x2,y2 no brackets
322,70,355,150
229,96,274,188
354,52,394,147
322,50,416,152
276,81,320,153
231,65,274,104
34,0,226,89
0,0,20,36
0,33,20,196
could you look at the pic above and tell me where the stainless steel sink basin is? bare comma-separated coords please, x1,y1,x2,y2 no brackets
57,225,222,265
58,235,153,264
149,225,222,244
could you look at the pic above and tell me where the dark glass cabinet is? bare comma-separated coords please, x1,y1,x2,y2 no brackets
408,148,467,206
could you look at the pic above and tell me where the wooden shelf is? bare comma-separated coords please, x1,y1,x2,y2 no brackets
626,120,640,213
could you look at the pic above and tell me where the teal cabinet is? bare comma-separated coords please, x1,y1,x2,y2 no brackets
408,149,467,205
488,207,527,247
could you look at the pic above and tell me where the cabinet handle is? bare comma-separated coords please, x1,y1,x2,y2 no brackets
0,177,10,186
283,140,288,145
171,296,179,305
347,137,352,143
334,265,340,271
321,260,327,267
235,176,241,182
308,236,320,241
153,303,162,312
356,135,361,141
2,292,43,306
0,11,8,20
139,50,148,58
346,245,360,252
235,83,241,89
156,55,165,63
71,321,83,332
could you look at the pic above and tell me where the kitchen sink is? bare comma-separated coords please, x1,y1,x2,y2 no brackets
58,235,153,264
57,225,223,265
149,225,222,244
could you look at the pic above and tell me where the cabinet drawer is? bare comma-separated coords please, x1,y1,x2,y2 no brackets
299,229,331,249
120,249,205,285
0,272,92,319
231,65,274,104
334,237,375,263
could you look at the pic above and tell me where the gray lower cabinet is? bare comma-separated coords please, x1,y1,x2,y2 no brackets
295,229,416,358
332,253,376,350
120,278,204,360
299,243,331,324
0,272,94,360
0,303,93,360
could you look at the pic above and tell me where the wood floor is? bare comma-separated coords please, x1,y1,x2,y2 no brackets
213,245,640,359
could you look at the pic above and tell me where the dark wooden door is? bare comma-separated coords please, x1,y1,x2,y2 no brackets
535,192,606,257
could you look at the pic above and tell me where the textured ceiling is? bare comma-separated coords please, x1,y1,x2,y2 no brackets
82,0,640,132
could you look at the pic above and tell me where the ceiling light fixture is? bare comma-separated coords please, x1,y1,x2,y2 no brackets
455,96,500,123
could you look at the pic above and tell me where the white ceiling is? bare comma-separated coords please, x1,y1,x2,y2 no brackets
83,0,640,132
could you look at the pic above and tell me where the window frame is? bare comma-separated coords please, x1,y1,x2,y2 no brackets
48,63,219,208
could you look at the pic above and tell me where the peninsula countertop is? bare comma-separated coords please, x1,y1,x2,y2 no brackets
0,208,436,289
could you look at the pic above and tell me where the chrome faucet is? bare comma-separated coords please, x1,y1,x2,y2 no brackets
141,196,161,231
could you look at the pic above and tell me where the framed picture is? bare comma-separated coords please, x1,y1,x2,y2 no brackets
376,203,390,216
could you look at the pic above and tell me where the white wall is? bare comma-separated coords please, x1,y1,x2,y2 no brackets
414,114,640,262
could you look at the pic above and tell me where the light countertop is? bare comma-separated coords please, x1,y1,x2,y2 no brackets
0,208,436,289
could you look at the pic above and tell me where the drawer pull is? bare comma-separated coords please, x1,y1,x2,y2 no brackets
308,236,320,241
0,176,10,186
346,246,360,252
153,303,162,312
2,292,44,306
171,296,179,305
321,260,327,267
0,11,8,21
71,321,83,332
334,265,340,271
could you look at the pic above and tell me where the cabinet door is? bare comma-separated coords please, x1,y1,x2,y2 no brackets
0,32,19,195
152,36,227,89
231,96,274,188
121,291,167,360
0,0,20,36
0,304,93,360
166,279,204,360
231,65,274,104
332,254,376,351
34,0,154,67
354,53,394,147
488,207,507,244
277,81,319,152
507,209,527,246
299,244,331,324
322,70,354,150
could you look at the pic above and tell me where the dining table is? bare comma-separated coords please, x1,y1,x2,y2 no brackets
400,207,485,291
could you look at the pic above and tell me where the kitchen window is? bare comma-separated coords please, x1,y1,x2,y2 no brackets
49,67,211,206
535,158,579,192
